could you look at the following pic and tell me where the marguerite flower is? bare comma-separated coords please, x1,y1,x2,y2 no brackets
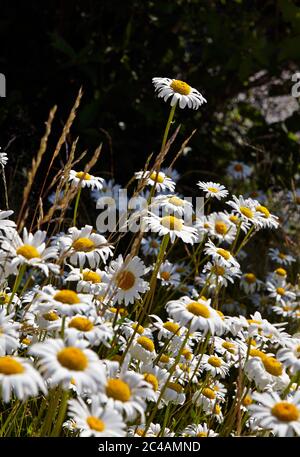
0,355,47,402
248,391,300,437
0,150,8,167
268,248,296,266
183,423,218,437
144,213,197,244
226,161,253,180
135,170,175,192
152,77,207,109
197,181,228,200
204,240,240,268
69,170,104,190
0,210,16,234
67,397,126,437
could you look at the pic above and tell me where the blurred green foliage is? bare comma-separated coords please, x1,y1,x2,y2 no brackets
0,0,300,209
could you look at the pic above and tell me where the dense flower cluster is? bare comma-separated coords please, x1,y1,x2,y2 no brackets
0,77,299,438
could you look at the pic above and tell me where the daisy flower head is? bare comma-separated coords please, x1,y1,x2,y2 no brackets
244,354,289,391
267,282,296,305
183,423,218,437
197,181,229,200
248,391,300,437
160,167,180,183
226,161,253,180
1,228,59,276
68,170,104,190
36,285,94,316
108,254,149,306
277,340,300,375
141,236,161,257
144,213,198,244
67,397,126,437
240,273,264,294
0,149,8,167
204,240,240,268
157,260,180,287
91,178,121,204
0,310,20,355
166,295,225,334
200,261,241,291
207,212,237,243
65,314,113,347
57,225,113,268
30,338,105,394
268,248,296,266
152,77,207,110
129,335,156,363
254,203,279,229
161,380,186,405
150,194,193,218
0,210,16,234
134,170,175,192
66,266,110,295
0,355,47,402
201,354,230,378
226,195,260,226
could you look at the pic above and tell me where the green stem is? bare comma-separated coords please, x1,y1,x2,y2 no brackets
7,264,26,313
51,389,69,437
72,186,82,226
160,102,177,153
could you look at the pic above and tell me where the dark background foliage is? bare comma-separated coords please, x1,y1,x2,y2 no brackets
1,0,300,210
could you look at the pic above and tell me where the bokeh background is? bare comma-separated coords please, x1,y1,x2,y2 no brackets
1,0,300,210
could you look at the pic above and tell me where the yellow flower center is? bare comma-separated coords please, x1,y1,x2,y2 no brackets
202,387,216,399
275,268,287,277
213,404,221,415
68,317,94,332
229,215,239,224
161,215,183,231
163,321,180,334
168,196,184,206
57,347,88,371
137,336,155,352
263,357,283,376
106,378,131,402
144,373,159,391
222,341,235,353
213,265,225,276
271,402,299,422
16,245,40,260
242,395,252,406
159,354,170,364
87,416,105,432
150,240,159,248
72,237,95,252
54,290,80,305
76,171,91,181
216,248,231,260
182,348,193,360
82,270,101,283
170,79,191,95
167,382,184,393
21,338,31,345
161,271,171,281
215,221,228,235
244,273,256,284
136,428,145,437
207,187,219,193
197,432,208,437
131,323,145,334
0,293,10,304
186,301,210,318
279,252,286,259
149,171,164,184
276,287,285,296
43,311,59,321
0,356,25,375
208,356,222,367
256,205,270,218
249,348,266,360
240,206,253,219
116,270,136,290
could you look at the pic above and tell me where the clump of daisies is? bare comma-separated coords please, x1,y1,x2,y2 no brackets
0,76,299,439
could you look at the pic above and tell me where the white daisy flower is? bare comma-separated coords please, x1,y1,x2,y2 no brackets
240,273,264,294
152,77,207,109
140,363,169,402
0,150,8,167
157,260,180,286
57,225,113,268
0,310,20,355
91,178,121,204
161,167,180,183
135,170,175,192
1,228,59,276
226,161,253,180
254,204,279,229
65,315,113,347
100,360,152,421
183,423,218,437
68,170,104,190
201,354,230,378
248,391,300,437
204,240,240,268
35,286,94,316
161,381,186,405
207,212,237,243
107,255,149,306
166,296,225,334
30,338,106,394
268,248,296,266
192,386,222,411
244,355,290,391
0,355,47,402
129,336,156,363
277,340,300,375
65,267,110,294
141,236,161,257
144,213,197,244
226,195,260,226
200,261,241,290
267,282,296,305
0,210,16,234
150,194,193,218
197,181,229,200
67,397,126,437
